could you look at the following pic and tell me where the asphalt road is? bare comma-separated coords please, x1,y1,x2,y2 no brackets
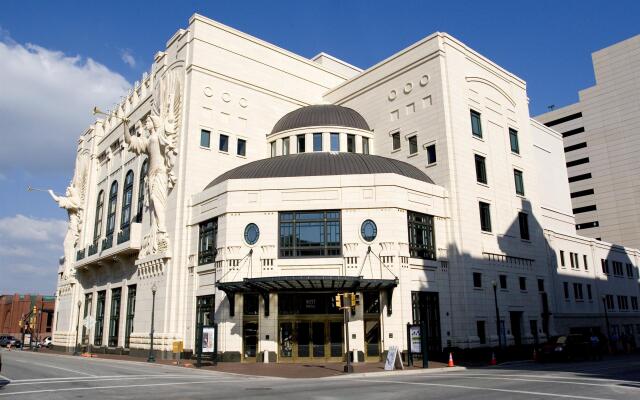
1,349,640,399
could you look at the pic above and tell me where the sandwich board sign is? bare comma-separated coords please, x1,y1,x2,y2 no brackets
384,345,404,371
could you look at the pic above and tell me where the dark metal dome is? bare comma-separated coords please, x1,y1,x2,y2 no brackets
270,104,370,134
205,152,434,189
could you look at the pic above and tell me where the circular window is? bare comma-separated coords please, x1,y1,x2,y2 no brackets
244,223,260,245
361,220,377,242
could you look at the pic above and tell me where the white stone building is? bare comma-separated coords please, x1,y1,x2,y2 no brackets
51,14,640,362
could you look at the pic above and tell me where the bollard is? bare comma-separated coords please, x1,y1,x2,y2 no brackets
263,349,269,363
352,349,358,364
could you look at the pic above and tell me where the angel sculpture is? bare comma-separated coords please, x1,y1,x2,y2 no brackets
124,68,182,257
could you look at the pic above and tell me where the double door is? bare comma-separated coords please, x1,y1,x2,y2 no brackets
279,319,343,362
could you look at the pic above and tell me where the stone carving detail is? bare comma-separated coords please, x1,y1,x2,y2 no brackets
137,257,166,279
125,66,183,258
49,151,90,279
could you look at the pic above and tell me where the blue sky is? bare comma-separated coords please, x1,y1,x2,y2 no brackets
0,0,638,294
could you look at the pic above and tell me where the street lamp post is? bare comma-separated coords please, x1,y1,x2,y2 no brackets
74,300,81,356
148,283,157,363
492,281,502,350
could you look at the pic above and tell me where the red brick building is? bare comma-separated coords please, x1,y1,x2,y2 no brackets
0,294,55,339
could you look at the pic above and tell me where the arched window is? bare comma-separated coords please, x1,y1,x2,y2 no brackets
136,160,148,223
94,190,105,241
120,170,134,228
106,181,118,236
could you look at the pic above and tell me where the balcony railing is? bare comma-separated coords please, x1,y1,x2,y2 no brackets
88,242,99,256
76,249,86,261
102,234,114,251
117,225,131,245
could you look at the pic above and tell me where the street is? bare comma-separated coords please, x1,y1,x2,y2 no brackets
1,350,640,399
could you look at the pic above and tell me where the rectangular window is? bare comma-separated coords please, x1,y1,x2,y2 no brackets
198,218,217,265
475,155,487,184
519,277,527,291
571,190,595,199
499,274,507,289
613,261,623,276
560,251,565,267
363,292,380,314
561,127,585,138
537,279,544,292
583,255,588,270
586,284,592,300
470,110,482,138
407,211,436,260
392,132,401,150
514,169,525,196
408,135,418,155
573,205,597,214
626,263,634,278
243,293,259,316
362,137,370,154
576,221,599,230
124,285,136,349
518,212,530,240
219,134,229,152
617,296,629,311
237,138,246,156
473,272,482,288
568,173,592,183
94,290,106,346
564,142,587,152
570,252,575,269
479,202,492,232
108,287,121,347
477,321,486,344
601,259,610,274
297,134,306,153
282,137,290,155
573,283,583,301
279,211,341,257
509,128,519,154
426,144,436,164
330,133,340,151
313,133,323,152
605,294,614,310
563,282,570,299
200,129,211,148
270,141,277,157
347,134,356,153
574,253,580,268
566,157,589,167
544,112,582,127
631,296,638,311
82,293,93,343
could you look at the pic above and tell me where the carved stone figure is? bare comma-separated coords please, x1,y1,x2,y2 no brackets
124,68,182,258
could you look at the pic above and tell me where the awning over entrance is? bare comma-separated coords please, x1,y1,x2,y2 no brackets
216,276,398,317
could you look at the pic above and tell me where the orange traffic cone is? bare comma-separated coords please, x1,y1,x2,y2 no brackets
490,352,497,365
448,352,455,367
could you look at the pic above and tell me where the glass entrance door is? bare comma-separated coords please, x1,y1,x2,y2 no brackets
243,322,258,360
312,322,325,358
365,320,381,359
329,321,343,358
297,322,310,358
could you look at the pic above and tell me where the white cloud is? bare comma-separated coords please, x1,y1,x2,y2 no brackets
0,214,66,242
120,48,136,68
0,36,131,175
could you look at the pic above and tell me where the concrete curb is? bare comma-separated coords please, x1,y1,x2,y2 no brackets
324,366,467,379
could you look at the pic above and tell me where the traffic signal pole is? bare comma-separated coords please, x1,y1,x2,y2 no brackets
343,304,353,373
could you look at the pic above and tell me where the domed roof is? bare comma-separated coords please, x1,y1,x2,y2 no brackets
270,104,370,134
205,152,434,189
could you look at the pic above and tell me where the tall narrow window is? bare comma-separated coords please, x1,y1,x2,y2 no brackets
473,272,482,288
347,134,356,153
120,170,134,229
426,144,436,165
270,141,277,157
94,290,106,346
282,137,290,155
106,181,118,236
237,138,246,156
563,282,570,299
475,155,487,184
200,129,211,148
219,134,229,152
407,211,436,260
584,255,589,270
518,212,530,240
408,135,418,155
108,287,121,347
198,218,218,265
313,133,323,152
601,259,609,274
471,110,482,138
514,169,525,196
392,132,400,150
362,137,370,154
94,190,105,241
136,160,147,223
519,277,527,291
476,321,486,344
560,251,565,267
499,275,507,289
297,134,305,153
124,285,136,349
330,133,340,151
509,128,519,154
479,202,492,232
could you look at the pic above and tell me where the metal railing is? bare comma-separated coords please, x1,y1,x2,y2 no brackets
117,225,131,245
102,235,114,251
76,249,86,261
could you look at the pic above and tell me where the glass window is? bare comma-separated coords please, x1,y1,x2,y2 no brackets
198,218,217,265
94,190,105,241
560,251,566,267
243,293,259,316
509,128,519,154
518,212,529,240
270,141,277,157
473,272,482,288
514,169,525,196
200,129,211,148
106,181,118,236
477,321,486,344
124,285,136,349
475,155,487,184
408,135,418,154
297,134,305,153
279,211,341,257
519,277,527,291
361,220,377,242
499,275,507,289
584,255,589,270
347,134,356,153
573,283,584,300
313,133,323,152
121,170,134,228
244,223,260,245
537,279,544,292
471,110,482,138
392,132,400,150
237,138,246,156
407,211,436,260
94,290,106,346
282,137,290,155
426,144,436,164
330,133,340,151
362,137,370,154
108,287,121,347
136,160,147,223
363,292,380,314
479,202,492,232
563,282,570,299
219,134,229,152
601,259,609,274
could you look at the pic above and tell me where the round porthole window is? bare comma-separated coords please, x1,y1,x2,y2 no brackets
361,219,377,242
244,223,260,245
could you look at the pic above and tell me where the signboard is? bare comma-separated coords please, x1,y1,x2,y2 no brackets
172,340,184,354
202,326,215,353
83,316,96,329
24,334,31,346
384,345,404,371
409,325,422,353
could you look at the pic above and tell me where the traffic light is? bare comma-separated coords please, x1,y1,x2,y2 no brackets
33,306,37,314
333,294,342,308
354,293,360,307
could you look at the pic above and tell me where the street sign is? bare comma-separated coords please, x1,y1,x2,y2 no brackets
409,325,421,353
83,316,95,328
172,340,184,353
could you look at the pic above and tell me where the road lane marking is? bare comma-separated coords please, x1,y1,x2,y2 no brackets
459,372,640,385
10,358,97,377
353,378,618,400
7,375,264,387
411,373,640,389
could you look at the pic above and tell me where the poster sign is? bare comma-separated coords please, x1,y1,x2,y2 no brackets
409,325,421,353
172,340,184,354
202,326,215,353
384,345,404,371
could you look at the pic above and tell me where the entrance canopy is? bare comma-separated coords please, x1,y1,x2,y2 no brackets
216,275,398,317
